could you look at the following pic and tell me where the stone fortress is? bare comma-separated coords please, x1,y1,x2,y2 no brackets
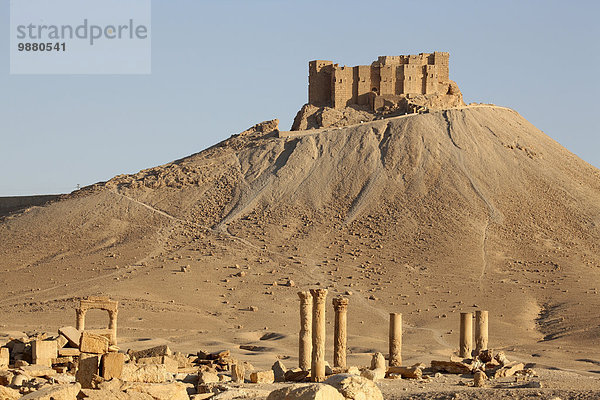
292,52,465,131
309,52,451,110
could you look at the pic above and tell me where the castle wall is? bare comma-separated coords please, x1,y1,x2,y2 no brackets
308,52,451,109
308,60,333,106
332,66,353,108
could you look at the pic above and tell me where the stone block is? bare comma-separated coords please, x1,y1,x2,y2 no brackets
324,374,384,400
0,386,20,400
370,352,385,370
58,327,81,348
80,332,109,354
0,369,14,385
125,382,189,400
56,335,69,349
32,340,57,367
76,353,100,389
198,370,219,384
271,360,287,382
137,356,163,365
59,348,81,357
102,352,125,380
80,388,154,399
52,356,74,364
266,383,344,400
284,368,310,382
231,363,245,383
19,382,81,400
18,364,56,377
360,368,385,381
121,363,173,383
250,370,274,384
0,347,9,369
130,345,171,361
162,356,179,374
386,365,423,379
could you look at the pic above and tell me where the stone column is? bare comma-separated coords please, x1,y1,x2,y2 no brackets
459,312,473,358
76,309,86,331
475,310,488,354
389,312,402,367
310,288,328,382
108,310,118,345
332,297,349,369
297,291,313,371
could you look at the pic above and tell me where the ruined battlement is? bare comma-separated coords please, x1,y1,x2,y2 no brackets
308,52,452,109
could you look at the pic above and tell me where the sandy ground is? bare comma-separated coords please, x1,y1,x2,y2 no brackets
1,106,600,397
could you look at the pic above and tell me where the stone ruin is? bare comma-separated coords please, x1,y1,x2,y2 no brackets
75,296,118,346
0,293,540,399
292,52,465,131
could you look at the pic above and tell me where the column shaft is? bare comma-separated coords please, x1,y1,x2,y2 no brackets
389,313,402,367
333,297,349,369
459,312,473,358
108,311,118,345
475,310,488,354
76,309,85,331
310,288,328,382
297,291,313,371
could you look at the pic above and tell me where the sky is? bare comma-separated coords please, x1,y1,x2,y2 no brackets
1,0,599,196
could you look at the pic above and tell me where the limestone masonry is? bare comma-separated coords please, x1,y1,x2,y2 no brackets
292,52,464,130
309,52,452,110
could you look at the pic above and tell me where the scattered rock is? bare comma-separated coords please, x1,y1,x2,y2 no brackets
360,368,385,381
473,370,486,387
272,360,287,382
58,326,82,348
267,383,344,400
494,362,525,378
284,368,310,382
125,382,190,400
370,353,385,370
231,363,245,383
324,373,384,400
386,365,422,379
0,386,20,400
20,383,81,400
430,360,472,374
250,370,274,384
130,345,171,361
121,363,173,383
198,371,219,384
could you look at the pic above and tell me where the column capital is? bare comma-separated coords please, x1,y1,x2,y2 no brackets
298,291,312,302
332,297,349,312
310,288,328,303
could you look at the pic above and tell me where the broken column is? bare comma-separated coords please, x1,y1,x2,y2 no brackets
298,291,313,371
475,310,488,353
332,297,349,369
389,312,402,367
310,288,328,382
459,312,473,358
76,309,86,331
108,309,118,345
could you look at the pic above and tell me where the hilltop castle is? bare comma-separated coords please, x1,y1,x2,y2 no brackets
292,52,464,130
308,52,456,110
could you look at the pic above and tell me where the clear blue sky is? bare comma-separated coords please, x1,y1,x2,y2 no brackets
1,0,599,196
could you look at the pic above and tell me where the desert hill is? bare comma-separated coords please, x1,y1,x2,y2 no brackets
1,105,600,374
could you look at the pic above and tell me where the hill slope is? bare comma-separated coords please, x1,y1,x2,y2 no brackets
1,105,599,371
